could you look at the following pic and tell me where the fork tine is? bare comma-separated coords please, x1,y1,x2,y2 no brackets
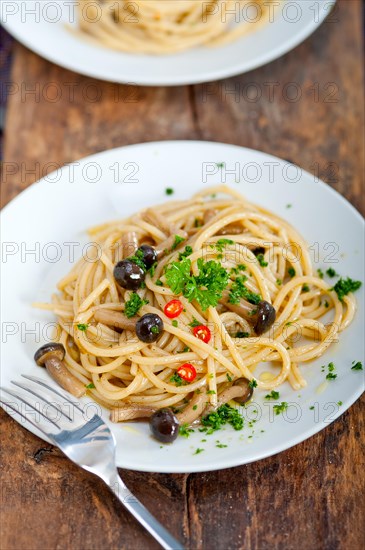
11,380,73,421
1,387,60,429
21,374,85,413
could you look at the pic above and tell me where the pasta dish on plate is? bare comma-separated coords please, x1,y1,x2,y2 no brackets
34,186,361,443
72,0,277,54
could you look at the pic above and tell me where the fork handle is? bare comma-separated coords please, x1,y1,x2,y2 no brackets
108,471,185,550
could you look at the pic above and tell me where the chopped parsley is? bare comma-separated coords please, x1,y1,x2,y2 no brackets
235,331,250,338
128,249,146,271
179,424,194,437
351,361,363,371
325,362,337,380
265,390,280,400
178,245,193,260
273,402,289,415
172,320,178,328
228,275,261,305
309,405,315,410
192,405,198,411
165,187,174,195
86,383,95,389
151,326,159,334
226,373,233,382
326,268,338,278
302,284,310,293
189,317,201,327
286,204,292,209
194,218,203,228
216,442,228,448
324,300,329,308
248,379,257,389
77,323,89,331
317,268,324,279
231,264,247,275
165,257,230,311
276,279,282,286
201,404,244,433
216,162,225,169
193,448,205,455
170,372,187,386
331,277,362,302
171,234,186,251
257,253,268,267
215,238,234,253
124,292,148,318
155,279,163,286
288,267,296,278
337,401,343,406
206,390,216,395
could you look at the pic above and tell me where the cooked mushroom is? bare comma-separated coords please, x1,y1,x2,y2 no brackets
94,309,137,331
155,229,188,259
34,342,86,398
142,209,174,237
221,292,276,335
175,391,207,425
94,309,164,344
203,378,253,415
203,208,243,235
111,405,156,422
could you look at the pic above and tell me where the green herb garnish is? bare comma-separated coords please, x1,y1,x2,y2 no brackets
257,253,268,267
288,267,296,278
265,390,280,400
302,284,310,293
171,234,186,251
351,361,363,371
172,320,178,328
331,277,362,302
165,188,174,195
215,238,234,253
194,448,205,455
326,268,338,278
124,293,148,318
235,331,250,338
201,403,244,433
178,245,193,260
228,275,261,305
170,373,186,387
273,402,289,415
179,424,194,437
86,383,95,389
165,257,229,311
317,269,324,279
77,323,89,331
248,379,257,389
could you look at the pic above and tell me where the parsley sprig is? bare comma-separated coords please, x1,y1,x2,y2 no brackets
331,277,362,302
165,257,229,311
124,293,148,318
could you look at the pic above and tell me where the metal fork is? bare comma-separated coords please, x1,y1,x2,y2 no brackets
0,375,184,550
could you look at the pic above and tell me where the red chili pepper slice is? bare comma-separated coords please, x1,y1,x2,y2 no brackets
193,325,211,344
164,299,183,319
177,363,197,382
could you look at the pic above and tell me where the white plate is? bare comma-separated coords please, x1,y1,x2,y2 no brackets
1,0,334,86
1,140,364,472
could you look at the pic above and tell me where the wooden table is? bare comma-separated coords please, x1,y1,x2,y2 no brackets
1,1,364,548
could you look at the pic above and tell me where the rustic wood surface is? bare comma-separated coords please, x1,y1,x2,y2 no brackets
1,1,364,549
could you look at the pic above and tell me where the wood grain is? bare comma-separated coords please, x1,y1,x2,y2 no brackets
1,1,364,549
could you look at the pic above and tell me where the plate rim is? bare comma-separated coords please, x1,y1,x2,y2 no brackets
1,1,334,86
1,139,364,473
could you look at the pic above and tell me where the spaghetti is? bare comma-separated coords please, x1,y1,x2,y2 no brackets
73,0,275,54
35,186,359,429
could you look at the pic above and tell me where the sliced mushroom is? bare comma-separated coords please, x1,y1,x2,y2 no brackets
94,309,164,344
155,229,188,259
204,378,253,415
176,391,207,425
94,309,137,331
203,208,243,235
110,405,156,422
34,342,86,398
121,231,138,259
221,292,276,335
142,209,174,237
